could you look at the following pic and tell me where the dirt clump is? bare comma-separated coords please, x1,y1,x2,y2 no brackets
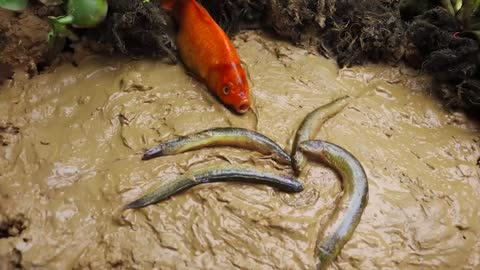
0,4,61,83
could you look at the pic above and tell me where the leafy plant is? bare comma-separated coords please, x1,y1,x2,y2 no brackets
0,0,27,11
47,15,77,46
401,0,480,39
47,0,108,45
439,0,479,24
443,0,480,38
56,0,108,28
0,0,108,47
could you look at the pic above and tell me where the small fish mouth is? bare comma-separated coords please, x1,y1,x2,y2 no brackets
237,103,250,114
142,146,163,160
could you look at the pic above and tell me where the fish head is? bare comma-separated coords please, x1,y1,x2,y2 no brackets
212,63,251,114
298,140,327,155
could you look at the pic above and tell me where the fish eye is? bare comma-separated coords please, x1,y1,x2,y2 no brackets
223,85,230,95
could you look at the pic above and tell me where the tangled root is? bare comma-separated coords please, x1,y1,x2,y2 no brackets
320,0,405,67
198,0,268,34
87,0,176,60
407,7,480,117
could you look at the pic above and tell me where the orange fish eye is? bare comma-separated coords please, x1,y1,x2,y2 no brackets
222,85,230,95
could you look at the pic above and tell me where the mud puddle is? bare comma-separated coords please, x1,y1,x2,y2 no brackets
0,32,479,269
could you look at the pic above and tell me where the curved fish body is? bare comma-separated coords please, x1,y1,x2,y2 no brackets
143,127,291,165
163,0,251,113
124,166,304,209
299,140,368,270
292,96,350,175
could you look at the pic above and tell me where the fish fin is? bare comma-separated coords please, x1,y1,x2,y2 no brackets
161,0,176,10
186,70,204,83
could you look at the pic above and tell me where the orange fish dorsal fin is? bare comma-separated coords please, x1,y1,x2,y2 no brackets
161,0,177,10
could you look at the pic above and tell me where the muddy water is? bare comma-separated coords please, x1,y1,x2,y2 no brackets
0,32,479,269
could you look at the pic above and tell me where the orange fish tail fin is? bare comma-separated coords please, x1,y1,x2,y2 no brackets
161,0,176,10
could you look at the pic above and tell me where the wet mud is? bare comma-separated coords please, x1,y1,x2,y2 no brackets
0,32,479,269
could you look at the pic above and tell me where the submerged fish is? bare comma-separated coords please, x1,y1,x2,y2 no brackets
291,96,351,175
299,140,368,270
162,0,251,114
124,166,303,209
142,127,291,165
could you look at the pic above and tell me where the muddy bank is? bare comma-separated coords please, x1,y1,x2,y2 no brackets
0,32,479,269
2,0,480,118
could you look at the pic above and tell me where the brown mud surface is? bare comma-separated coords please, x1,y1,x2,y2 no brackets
1,32,479,269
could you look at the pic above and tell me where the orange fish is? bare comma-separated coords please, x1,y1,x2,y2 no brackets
162,0,251,114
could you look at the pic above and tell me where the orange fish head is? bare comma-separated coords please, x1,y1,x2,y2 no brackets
213,65,251,114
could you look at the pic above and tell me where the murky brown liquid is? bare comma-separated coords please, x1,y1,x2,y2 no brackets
1,32,479,269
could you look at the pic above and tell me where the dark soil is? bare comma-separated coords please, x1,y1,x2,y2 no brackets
198,0,268,34
86,0,177,61
319,0,405,66
406,7,480,117
0,4,61,82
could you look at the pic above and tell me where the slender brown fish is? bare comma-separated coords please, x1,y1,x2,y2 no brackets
124,166,303,209
299,140,368,270
143,127,291,165
291,96,351,175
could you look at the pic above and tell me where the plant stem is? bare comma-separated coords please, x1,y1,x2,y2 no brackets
56,14,74,25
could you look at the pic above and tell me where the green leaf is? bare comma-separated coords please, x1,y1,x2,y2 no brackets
0,0,28,11
67,0,108,28
452,0,463,12
456,0,480,25
47,15,77,47
441,0,456,15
